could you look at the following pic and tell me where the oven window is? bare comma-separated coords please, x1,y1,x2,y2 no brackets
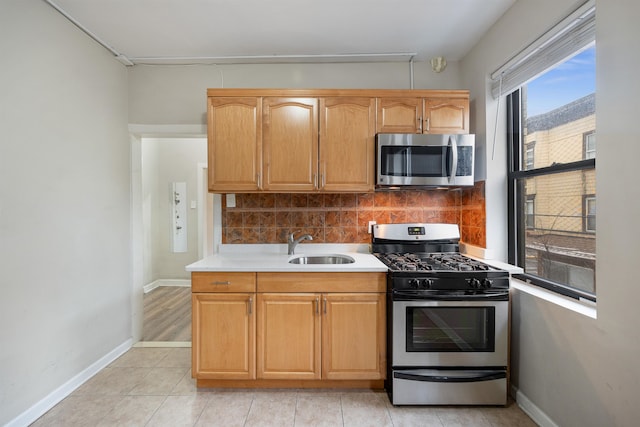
406,306,495,352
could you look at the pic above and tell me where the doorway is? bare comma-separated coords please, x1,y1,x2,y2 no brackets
131,135,209,346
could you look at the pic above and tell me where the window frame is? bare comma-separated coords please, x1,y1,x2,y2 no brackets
525,195,535,229
583,194,596,232
584,131,596,159
525,142,535,169
507,90,597,302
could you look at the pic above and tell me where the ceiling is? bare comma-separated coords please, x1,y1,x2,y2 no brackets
45,0,516,66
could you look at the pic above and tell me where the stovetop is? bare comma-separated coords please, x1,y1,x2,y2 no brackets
375,252,498,273
371,223,510,292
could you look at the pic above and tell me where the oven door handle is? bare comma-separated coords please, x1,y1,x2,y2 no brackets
394,370,506,383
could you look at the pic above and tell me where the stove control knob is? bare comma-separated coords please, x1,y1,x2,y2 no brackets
422,279,433,289
469,278,481,289
482,279,493,289
408,279,421,289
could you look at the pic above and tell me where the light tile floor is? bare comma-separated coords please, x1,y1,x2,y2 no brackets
31,347,537,426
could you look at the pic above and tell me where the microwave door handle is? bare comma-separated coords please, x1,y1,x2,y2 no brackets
448,136,458,184
406,147,411,176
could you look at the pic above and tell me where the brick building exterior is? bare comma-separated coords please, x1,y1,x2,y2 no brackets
523,93,596,292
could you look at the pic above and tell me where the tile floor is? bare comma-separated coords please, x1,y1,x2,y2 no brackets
31,347,537,427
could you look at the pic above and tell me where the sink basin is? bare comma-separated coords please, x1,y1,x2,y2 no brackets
288,254,356,265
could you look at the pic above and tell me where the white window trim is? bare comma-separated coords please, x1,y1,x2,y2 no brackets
511,279,597,319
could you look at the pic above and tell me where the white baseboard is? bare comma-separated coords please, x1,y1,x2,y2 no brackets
6,338,133,427
134,341,191,348
511,385,559,427
143,279,191,293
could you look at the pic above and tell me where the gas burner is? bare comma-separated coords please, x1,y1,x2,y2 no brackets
378,253,436,272
376,251,498,273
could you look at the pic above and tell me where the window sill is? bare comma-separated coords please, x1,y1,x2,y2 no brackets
510,278,597,319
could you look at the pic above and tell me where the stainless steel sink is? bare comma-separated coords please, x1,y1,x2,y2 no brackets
288,254,355,265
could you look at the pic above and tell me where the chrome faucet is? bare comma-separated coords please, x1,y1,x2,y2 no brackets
288,231,313,255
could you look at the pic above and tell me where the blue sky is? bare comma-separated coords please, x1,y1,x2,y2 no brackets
525,45,596,116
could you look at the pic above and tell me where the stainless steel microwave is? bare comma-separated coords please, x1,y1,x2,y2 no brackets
376,133,475,187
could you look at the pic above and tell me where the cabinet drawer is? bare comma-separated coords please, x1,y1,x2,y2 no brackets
192,272,256,293
257,272,386,293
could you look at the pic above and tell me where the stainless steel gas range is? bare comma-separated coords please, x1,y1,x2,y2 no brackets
372,223,510,406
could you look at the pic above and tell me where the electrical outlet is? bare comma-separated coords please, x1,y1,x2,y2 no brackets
368,220,376,233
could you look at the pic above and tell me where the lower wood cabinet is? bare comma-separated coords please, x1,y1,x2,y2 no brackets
191,271,386,387
322,293,386,380
192,292,255,379
191,272,256,380
257,293,321,380
256,292,385,381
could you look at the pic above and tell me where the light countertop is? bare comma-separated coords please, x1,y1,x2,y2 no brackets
185,243,389,273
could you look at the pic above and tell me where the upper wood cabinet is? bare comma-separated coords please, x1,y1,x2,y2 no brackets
262,98,318,192
207,97,262,192
206,89,469,193
377,97,469,134
319,97,375,192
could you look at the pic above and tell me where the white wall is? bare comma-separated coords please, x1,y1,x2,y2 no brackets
128,61,463,125
141,138,207,283
462,0,640,425
0,1,131,425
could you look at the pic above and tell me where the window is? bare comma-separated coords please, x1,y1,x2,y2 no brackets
584,195,596,232
525,195,535,228
525,143,535,169
584,131,596,159
507,44,596,301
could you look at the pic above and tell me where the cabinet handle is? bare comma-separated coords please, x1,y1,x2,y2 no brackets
315,297,320,315
248,296,253,315
210,281,231,285
425,117,430,132
323,297,327,314
417,116,423,133
256,173,261,189
313,173,318,189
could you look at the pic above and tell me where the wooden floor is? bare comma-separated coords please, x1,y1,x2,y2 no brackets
142,286,191,342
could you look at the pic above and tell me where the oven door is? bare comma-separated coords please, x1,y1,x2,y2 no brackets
392,299,508,367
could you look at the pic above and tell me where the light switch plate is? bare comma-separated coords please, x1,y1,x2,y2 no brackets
226,194,236,208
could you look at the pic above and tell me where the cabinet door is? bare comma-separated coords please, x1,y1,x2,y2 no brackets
257,293,321,379
322,293,386,380
192,293,255,379
423,98,469,134
319,97,375,192
207,97,262,191
376,98,422,133
262,98,318,191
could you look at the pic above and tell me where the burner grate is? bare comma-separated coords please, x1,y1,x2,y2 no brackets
376,252,496,272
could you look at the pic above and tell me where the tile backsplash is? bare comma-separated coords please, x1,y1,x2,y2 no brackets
221,181,486,247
